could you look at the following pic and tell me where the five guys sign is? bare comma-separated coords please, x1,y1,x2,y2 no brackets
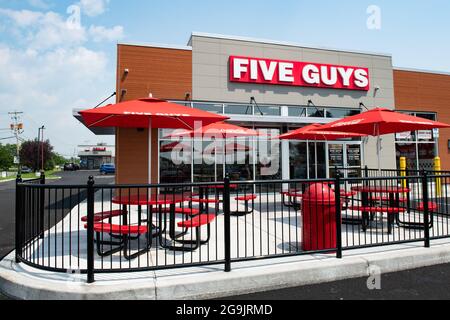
229,56,370,91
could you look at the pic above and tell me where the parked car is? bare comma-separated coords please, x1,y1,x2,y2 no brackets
63,163,80,171
100,163,115,175
20,166,32,173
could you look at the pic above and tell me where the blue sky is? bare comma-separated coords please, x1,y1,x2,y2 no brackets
0,0,449,156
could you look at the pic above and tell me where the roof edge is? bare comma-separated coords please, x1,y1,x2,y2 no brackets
190,32,392,58
118,41,192,51
394,66,450,77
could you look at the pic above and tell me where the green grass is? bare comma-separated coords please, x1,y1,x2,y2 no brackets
0,169,62,181
21,169,61,180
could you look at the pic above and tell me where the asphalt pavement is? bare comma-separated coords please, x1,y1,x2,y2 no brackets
225,262,450,300
0,170,114,260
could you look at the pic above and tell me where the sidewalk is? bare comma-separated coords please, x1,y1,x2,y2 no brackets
2,239,450,300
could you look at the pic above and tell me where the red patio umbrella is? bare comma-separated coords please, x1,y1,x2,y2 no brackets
275,124,365,178
276,124,366,141
79,97,228,183
160,142,191,153
165,121,259,139
205,142,251,154
79,98,228,129
317,108,450,171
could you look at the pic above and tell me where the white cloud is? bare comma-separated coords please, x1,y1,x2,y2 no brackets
28,0,51,9
78,0,110,17
0,8,43,26
0,44,114,155
89,25,124,42
0,5,119,155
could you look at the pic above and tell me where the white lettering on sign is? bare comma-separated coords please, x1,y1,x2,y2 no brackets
233,58,249,79
279,62,294,82
354,69,369,88
337,67,354,86
259,60,277,81
230,56,370,91
302,64,320,84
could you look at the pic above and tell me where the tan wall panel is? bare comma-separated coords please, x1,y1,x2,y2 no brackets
394,70,450,170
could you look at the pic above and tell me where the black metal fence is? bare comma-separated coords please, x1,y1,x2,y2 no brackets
14,168,450,283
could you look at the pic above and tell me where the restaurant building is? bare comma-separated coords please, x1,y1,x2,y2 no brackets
75,32,450,184
77,143,114,170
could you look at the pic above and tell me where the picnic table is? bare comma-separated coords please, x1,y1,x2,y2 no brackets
348,185,410,233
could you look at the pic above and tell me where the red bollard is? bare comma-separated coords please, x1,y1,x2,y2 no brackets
302,183,337,252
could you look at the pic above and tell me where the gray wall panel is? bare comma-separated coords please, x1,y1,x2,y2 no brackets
191,34,397,169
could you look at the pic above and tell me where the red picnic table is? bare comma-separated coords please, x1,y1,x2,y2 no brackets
349,185,411,233
112,194,189,240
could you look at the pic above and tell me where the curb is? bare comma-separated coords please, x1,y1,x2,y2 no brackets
2,245,450,300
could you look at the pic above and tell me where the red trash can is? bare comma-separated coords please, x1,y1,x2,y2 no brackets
302,183,337,251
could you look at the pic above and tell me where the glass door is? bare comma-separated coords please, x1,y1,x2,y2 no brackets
328,143,344,178
327,142,362,178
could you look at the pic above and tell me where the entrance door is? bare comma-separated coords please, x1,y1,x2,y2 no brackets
327,142,362,178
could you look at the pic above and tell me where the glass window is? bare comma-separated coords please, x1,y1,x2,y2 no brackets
418,143,436,170
159,141,192,184
225,104,253,115
396,143,418,171
224,139,254,181
289,142,308,179
255,128,281,182
193,140,217,183
255,105,281,116
307,108,326,118
288,106,307,117
395,131,416,142
309,142,326,179
192,103,223,114
395,111,438,171
326,108,360,119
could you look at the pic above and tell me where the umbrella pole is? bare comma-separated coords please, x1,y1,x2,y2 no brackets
377,124,381,174
149,118,153,185
314,141,318,179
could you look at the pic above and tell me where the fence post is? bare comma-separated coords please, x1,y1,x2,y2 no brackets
364,165,369,178
223,176,231,272
335,171,342,259
422,170,431,248
87,176,95,283
39,171,45,239
15,173,23,264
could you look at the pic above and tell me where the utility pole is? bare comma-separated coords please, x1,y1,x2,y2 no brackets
37,126,45,172
40,126,45,172
8,111,24,172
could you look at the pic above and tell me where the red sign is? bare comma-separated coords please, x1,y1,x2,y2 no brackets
93,147,106,151
229,56,370,91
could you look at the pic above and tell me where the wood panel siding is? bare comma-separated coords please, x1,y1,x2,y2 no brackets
117,44,192,101
115,44,192,184
115,128,149,185
394,69,450,170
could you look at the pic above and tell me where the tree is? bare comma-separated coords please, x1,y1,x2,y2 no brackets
19,139,54,171
52,153,69,166
0,144,14,171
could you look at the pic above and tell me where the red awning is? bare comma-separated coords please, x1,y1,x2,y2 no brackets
79,98,228,130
